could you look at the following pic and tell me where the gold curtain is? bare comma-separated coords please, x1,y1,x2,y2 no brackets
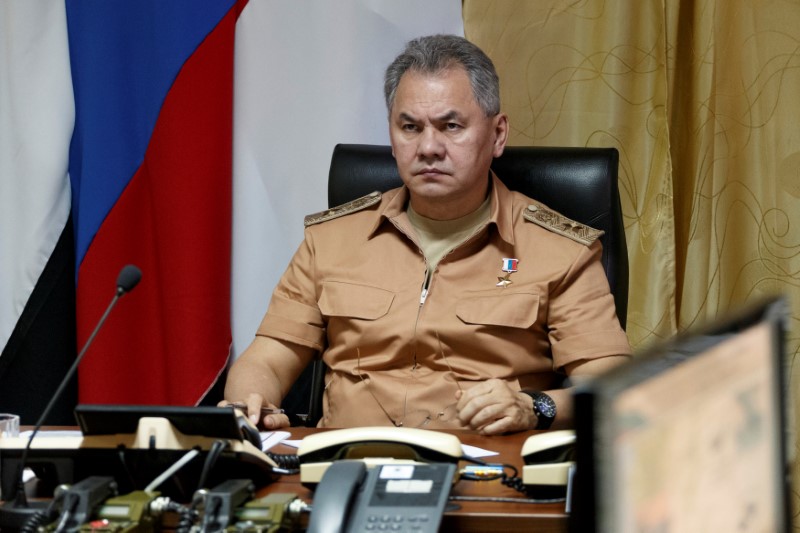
464,0,800,520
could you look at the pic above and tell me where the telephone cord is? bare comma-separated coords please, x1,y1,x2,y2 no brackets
449,494,566,504
197,439,229,490
267,452,301,474
20,491,65,533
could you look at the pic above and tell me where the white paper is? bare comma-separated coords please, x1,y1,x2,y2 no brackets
260,430,291,451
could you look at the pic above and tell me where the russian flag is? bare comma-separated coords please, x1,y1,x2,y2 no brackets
68,0,245,404
502,258,519,272
1,0,463,422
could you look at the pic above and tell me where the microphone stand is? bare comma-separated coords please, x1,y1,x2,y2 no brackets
0,265,141,528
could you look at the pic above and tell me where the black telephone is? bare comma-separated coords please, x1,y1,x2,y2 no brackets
296,426,463,486
306,460,457,533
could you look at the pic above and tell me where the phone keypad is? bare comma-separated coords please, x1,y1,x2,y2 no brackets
361,513,431,531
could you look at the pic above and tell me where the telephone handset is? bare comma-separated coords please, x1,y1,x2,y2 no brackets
231,407,265,449
521,429,576,497
306,460,457,533
297,426,463,485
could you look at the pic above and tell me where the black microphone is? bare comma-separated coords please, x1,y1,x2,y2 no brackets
115,264,142,295
0,264,142,524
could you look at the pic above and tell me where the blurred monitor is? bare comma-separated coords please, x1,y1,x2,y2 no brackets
571,296,792,533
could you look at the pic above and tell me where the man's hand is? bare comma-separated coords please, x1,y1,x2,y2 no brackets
454,378,536,435
218,393,290,429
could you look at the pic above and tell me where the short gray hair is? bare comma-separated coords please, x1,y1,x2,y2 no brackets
384,34,500,117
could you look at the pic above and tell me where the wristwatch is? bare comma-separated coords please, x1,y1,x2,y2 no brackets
522,391,557,430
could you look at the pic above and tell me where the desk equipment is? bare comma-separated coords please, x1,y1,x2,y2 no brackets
571,296,792,533
296,427,462,486
240,428,569,533
521,430,575,498
307,461,456,533
0,405,277,509
0,266,142,529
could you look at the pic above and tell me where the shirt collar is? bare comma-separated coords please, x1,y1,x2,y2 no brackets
370,172,516,246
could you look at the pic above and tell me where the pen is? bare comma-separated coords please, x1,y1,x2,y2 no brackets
228,402,285,416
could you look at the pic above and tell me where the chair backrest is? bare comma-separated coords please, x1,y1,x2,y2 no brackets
284,143,629,426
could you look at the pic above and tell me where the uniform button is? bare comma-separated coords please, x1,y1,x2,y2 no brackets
527,204,539,212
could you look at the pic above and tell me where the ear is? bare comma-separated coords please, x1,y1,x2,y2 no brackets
388,129,397,159
492,113,509,158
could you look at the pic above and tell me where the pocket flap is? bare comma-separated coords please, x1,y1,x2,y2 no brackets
319,281,394,320
456,292,539,328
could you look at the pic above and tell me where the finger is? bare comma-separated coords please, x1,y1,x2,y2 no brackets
479,416,516,436
458,392,500,427
467,402,509,430
263,413,290,429
457,382,514,422
246,393,266,425
456,378,510,410
456,382,494,412
462,390,527,430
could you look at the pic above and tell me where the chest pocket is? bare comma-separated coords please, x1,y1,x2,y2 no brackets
456,292,540,328
318,280,394,320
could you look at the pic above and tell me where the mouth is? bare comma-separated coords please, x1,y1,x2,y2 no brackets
415,167,448,177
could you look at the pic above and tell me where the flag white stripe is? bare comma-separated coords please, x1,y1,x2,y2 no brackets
0,0,74,353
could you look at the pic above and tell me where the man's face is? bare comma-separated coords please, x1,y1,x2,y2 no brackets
389,67,508,220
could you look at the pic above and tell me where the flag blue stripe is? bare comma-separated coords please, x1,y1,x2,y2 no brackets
65,0,235,267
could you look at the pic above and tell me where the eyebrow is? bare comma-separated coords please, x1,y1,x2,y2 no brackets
398,112,418,123
435,111,463,123
397,110,464,123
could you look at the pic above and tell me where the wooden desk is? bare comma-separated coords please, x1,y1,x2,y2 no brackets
264,428,569,533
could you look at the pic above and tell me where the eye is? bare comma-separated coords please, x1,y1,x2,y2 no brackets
401,123,419,132
445,122,462,131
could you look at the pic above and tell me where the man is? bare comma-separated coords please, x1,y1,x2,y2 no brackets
224,34,631,435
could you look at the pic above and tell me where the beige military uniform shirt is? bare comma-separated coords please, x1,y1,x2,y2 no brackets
257,174,631,428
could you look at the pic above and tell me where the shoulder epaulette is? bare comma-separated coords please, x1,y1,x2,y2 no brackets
522,200,604,246
304,191,382,227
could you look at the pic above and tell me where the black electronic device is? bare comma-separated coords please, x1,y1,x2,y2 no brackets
306,461,457,533
570,296,792,533
0,405,277,506
74,404,263,448
198,478,255,532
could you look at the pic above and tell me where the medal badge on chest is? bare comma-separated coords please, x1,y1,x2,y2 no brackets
497,258,518,288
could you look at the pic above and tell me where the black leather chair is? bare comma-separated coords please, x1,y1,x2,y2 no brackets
282,143,628,426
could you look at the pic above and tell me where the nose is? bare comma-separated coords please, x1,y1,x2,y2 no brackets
416,126,445,161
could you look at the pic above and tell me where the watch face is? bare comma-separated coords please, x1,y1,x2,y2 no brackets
534,393,557,418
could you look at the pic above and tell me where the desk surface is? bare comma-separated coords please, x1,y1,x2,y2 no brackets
266,427,569,533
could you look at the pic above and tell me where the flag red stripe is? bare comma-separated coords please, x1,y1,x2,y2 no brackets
76,5,238,405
